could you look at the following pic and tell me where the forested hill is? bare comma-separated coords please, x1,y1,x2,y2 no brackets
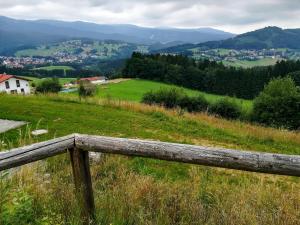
122,53,300,99
158,27,300,53
0,16,235,55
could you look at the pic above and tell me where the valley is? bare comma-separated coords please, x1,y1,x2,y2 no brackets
0,13,300,225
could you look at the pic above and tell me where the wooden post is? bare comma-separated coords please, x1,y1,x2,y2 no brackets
70,148,95,225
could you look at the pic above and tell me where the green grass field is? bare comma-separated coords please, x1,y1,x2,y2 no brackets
223,58,279,68
94,79,253,112
20,76,76,86
33,65,74,71
0,94,299,224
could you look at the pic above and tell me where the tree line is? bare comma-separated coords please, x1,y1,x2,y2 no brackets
142,77,300,130
122,53,300,99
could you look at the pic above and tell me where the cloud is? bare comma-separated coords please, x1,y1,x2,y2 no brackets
0,0,299,33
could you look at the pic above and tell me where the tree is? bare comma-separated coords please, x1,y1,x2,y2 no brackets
36,78,62,93
208,98,242,120
252,77,300,130
78,81,96,98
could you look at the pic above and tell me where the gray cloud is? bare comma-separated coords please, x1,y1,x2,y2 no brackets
0,0,299,33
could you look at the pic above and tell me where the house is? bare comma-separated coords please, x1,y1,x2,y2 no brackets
0,74,31,94
79,76,107,85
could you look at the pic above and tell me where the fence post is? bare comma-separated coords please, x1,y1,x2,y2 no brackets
70,148,95,225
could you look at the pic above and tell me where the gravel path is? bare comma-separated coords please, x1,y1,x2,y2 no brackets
0,119,26,133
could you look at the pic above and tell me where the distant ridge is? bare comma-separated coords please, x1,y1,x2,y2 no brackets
0,16,235,54
157,26,300,54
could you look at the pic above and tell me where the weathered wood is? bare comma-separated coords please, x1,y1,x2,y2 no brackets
70,147,95,225
75,134,300,177
0,135,75,171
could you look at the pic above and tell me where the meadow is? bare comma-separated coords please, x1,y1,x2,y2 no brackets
33,65,75,71
0,94,299,224
222,58,279,68
95,79,253,113
21,76,76,86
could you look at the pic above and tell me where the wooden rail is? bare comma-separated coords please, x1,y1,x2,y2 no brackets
1,134,300,224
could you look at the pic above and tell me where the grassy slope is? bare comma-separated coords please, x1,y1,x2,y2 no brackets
0,95,299,224
0,94,298,153
20,76,76,86
33,65,74,71
95,79,252,111
223,58,279,68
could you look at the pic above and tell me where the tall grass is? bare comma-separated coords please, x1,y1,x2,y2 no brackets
1,152,299,224
0,94,299,224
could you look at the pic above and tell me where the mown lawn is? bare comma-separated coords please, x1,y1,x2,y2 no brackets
20,76,76,86
223,58,279,68
33,65,74,71
0,94,299,225
95,79,253,112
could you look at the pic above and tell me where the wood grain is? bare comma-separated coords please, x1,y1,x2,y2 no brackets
75,134,300,177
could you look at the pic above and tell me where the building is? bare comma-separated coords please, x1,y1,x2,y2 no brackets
79,76,107,85
0,74,31,94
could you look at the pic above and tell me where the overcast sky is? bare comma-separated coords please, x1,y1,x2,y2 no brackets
1,0,299,33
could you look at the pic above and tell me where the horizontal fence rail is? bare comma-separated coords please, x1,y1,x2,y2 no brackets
0,134,74,171
1,133,300,176
75,134,300,177
1,133,299,224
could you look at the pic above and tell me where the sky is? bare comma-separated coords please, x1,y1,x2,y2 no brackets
0,0,300,34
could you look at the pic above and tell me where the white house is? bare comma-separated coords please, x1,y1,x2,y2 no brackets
0,74,31,94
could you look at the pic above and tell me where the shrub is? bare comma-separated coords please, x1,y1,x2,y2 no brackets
179,95,209,112
251,77,300,130
209,98,242,119
36,78,62,93
142,88,185,108
78,81,96,98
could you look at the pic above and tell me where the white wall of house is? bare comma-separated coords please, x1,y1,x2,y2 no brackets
0,78,31,94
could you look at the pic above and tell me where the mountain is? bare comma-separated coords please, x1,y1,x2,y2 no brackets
158,26,300,54
0,16,235,54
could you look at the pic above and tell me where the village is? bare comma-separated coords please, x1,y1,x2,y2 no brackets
0,39,143,69
0,56,56,68
190,48,300,62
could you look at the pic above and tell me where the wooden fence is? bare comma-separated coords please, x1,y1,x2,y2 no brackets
1,133,300,224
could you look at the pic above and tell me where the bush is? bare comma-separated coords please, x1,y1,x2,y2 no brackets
36,78,62,93
142,88,185,108
252,77,300,130
179,95,209,112
78,81,96,98
209,98,242,119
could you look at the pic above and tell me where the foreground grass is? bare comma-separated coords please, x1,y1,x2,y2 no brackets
0,94,299,224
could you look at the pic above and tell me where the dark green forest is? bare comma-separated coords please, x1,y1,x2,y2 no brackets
122,53,300,99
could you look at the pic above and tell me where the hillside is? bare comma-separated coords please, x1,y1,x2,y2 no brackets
159,27,300,53
0,16,235,55
0,94,299,224
92,79,252,111
14,39,148,61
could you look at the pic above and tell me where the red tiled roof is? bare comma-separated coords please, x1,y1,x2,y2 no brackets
0,74,31,83
0,74,13,83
